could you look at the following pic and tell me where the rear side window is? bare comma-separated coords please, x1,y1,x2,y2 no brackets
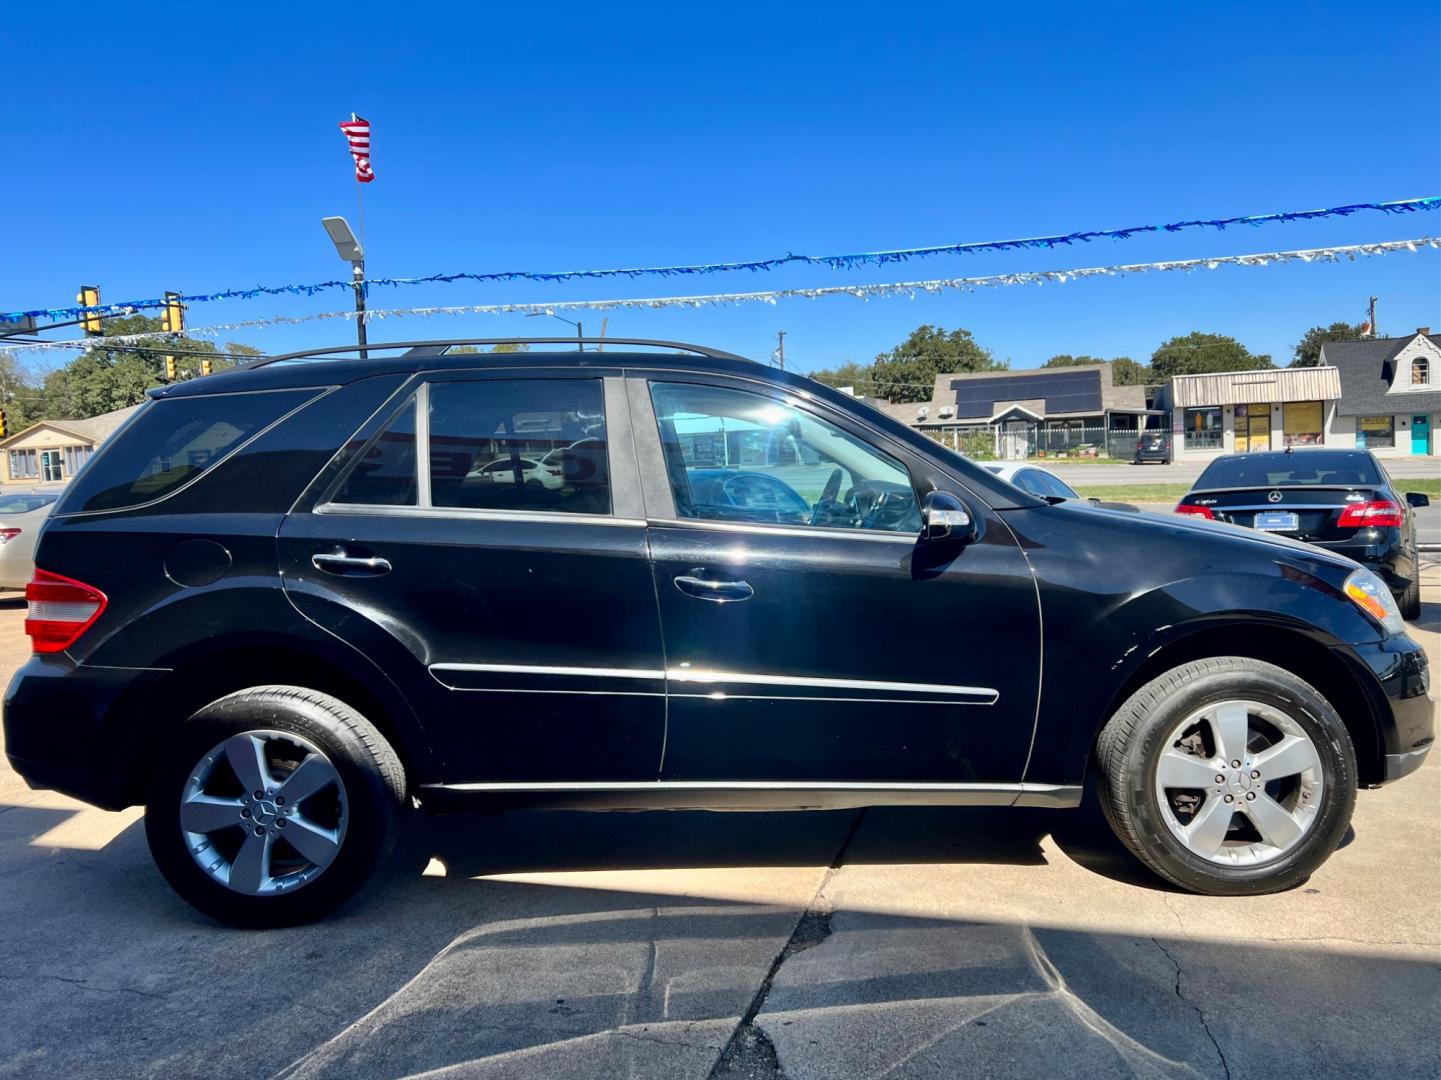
326,378,611,516
60,389,319,514
428,379,610,515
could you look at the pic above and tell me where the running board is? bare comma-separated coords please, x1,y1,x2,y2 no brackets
417,780,1082,812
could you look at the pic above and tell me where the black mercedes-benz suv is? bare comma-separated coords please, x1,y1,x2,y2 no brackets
4,339,1433,925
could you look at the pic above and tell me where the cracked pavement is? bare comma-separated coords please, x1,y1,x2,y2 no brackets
1,579,1438,1079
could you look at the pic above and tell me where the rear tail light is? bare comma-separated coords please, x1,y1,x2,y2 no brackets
0,528,20,544
25,569,107,654
1337,500,1404,528
1174,504,1214,519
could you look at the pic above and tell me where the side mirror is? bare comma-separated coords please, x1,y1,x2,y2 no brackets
1405,492,1430,508
921,490,976,543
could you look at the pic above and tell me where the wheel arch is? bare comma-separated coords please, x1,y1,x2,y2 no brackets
1091,621,1386,787
106,634,433,806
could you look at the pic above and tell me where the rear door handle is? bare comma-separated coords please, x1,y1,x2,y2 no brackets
673,572,753,602
311,551,392,576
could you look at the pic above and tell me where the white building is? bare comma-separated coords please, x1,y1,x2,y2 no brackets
1157,329,1439,460
1319,329,1439,457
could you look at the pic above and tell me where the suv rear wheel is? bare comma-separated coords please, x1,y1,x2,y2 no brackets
1096,657,1356,895
145,686,406,926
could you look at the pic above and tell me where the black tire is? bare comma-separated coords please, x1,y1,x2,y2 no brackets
145,686,406,927
1399,568,1421,622
1095,657,1356,896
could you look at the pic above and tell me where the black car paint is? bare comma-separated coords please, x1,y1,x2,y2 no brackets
4,349,1433,813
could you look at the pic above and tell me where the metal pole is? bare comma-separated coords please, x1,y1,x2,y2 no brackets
1367,295,1378,338
577,320,584,354
353,262,368,359
776,330,786,370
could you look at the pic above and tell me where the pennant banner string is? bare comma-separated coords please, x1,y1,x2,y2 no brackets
10,236,1435,353
8,236,1436,355
4,196,1437,324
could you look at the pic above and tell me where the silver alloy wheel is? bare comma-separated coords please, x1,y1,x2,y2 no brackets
1154,699,1324,867
179,730,349,896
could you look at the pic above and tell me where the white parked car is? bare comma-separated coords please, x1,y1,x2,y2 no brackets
983,463,1138,511
0,488,66,589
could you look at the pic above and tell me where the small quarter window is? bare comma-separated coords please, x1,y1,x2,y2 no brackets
334,395,419,506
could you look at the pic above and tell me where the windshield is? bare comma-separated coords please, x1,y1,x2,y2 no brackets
1195,452,1382,489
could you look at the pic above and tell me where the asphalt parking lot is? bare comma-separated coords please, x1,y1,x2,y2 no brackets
1,581,1438,1079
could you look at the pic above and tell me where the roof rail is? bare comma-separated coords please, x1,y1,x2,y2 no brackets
244,337,754,369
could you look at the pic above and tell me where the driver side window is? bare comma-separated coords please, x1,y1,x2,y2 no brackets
649,382,921,533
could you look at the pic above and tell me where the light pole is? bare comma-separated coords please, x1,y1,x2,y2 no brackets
321,216,367,358
526,309,583,352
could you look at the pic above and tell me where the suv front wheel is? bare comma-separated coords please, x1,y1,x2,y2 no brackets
145,686,406,926
1096,657,1356,895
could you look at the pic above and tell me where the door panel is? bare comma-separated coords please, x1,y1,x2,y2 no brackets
278,371,665,782
1413,415,1430,455
649,522,1040,782
638,375,1041,784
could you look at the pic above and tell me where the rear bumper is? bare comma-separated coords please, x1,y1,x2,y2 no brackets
1310,531,1411,593
4,656,162,810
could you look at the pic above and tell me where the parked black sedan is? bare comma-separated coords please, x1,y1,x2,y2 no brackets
1175,449,1430,618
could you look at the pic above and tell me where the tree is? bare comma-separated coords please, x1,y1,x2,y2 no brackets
1150,332,1271,379
1110,357,1150,386
0,350,47,432
448,343,530,354
1040,354,1106,367
37,314,260,421
1291,321,1369,367
803,360,872,390
869,325,1005,403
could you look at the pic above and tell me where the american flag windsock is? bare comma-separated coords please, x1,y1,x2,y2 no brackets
339,114,375,183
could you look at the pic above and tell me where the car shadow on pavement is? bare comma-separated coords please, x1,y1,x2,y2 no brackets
394,804,1054,882
2,803,1435,1080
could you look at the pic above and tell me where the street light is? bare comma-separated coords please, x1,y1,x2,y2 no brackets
321,216,367,358
526,309,583,352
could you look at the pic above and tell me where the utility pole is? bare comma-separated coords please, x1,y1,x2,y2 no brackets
1367,296,1378,339
775,330,787,370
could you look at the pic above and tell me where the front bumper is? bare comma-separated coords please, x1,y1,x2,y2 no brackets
1385,745,1431,782
1338,633,1433,786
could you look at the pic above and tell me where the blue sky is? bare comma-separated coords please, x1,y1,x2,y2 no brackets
2,1,1438,378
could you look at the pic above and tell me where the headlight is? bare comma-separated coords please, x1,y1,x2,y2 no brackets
1343,568,1405,635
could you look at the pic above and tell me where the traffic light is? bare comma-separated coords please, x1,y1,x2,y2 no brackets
160,292,185,333
164,356,177,382
200,359,213,376
0,410,8,439
77,285,103,336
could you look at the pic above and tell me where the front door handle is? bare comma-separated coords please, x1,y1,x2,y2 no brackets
673,572,754,602
311,551,393,576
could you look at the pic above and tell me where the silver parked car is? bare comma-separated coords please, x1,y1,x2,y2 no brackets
0,489,66,590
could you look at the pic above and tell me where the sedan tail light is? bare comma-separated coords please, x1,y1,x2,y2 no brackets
25,569,108,654
1174,504,1215,519
1337,500,1404,528
0,528,20,544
